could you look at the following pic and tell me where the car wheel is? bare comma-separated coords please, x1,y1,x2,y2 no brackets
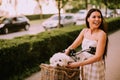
3,28,9,34
24,25,30,31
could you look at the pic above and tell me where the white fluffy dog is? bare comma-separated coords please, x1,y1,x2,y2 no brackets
50,52,74,67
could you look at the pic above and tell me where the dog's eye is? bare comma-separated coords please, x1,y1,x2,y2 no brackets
59,60,62,62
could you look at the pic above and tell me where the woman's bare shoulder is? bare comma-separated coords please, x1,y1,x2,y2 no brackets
98,29,107,39
82,28,89,33
99,29,106,36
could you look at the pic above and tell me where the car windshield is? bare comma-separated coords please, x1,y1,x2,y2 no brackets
79,12,85,14
17,16,25,20
78,10,87,14
3,18,11,23
51,15,64,20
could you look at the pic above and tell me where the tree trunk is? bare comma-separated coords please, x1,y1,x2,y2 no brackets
58,0,61,28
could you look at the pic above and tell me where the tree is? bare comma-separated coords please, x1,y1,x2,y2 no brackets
35,0,43,19
90,0,103,9
104,0,120,9
85,0,88,9
57,0,61,28
0,0,2,5
103,0,120,15
103,0,107,6
56,0,68,28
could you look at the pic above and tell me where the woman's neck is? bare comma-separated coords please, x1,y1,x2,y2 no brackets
89,28,98,34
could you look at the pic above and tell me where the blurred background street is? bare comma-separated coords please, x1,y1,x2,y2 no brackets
0,0,120,40
0,0,120,80
0,19,45,39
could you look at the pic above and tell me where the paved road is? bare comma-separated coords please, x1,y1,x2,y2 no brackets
25,30,120,80
0,20,45,39
0,19,85,39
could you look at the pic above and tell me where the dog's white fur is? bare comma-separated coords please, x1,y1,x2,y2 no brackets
50,52,74,67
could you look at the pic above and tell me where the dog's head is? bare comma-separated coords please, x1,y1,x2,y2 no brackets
50,52,74,67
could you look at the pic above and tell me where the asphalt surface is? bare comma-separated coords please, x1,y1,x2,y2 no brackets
25,29,120,80
0,20,45,39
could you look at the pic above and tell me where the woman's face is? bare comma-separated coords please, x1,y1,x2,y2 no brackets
87,11,102,29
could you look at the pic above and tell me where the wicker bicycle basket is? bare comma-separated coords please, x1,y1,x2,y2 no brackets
40,64,80,80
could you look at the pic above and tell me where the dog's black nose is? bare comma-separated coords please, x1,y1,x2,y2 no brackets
57,64,60,66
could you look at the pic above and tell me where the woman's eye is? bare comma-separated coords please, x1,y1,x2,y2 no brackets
92,16,101,18
92,16,96,18
98,16,101,18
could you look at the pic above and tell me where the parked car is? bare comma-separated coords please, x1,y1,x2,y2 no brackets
116,9,120,15
42,13,76,30
74,9,88,25
75,9,88,20
101,9,114,18
0,15,30,34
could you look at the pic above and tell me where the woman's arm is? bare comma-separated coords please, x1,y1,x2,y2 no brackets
68,30,107,68
65,28,86,55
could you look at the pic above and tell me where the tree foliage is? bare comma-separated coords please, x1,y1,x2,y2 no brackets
103,0,120,9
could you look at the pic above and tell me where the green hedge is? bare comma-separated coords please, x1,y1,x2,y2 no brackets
107,17,120,32
0,17,120,80
0,25,84,80
26,14,53,20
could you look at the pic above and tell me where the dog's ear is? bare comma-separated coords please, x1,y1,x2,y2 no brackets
50,57,54,64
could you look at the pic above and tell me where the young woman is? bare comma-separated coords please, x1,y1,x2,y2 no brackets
65,8,108,80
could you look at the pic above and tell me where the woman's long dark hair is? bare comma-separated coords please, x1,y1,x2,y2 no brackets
85,8,108,59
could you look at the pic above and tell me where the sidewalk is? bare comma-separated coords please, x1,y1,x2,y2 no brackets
105,30,120,80
25,30,120,80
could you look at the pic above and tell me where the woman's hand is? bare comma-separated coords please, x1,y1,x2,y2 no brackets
64,49,70,55
67,62,81,68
